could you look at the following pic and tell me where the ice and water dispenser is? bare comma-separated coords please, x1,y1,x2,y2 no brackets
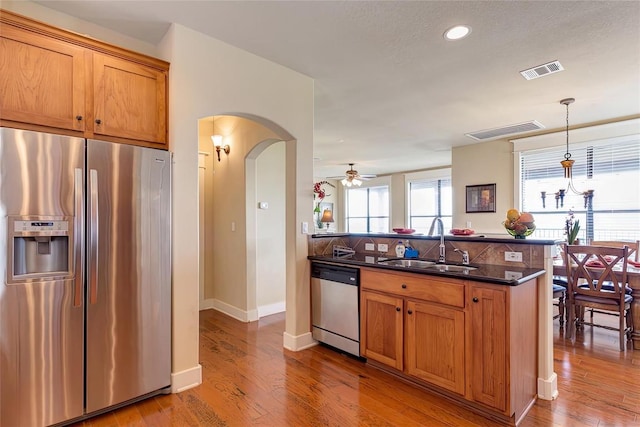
9,217,73,281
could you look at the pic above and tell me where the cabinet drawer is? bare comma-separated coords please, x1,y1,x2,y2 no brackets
361,269,465,308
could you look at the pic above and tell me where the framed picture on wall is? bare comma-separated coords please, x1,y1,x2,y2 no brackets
466,183,496,213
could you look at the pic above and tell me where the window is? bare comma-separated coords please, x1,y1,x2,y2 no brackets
345,185,389,233
406,170,452,234
519,135,640,241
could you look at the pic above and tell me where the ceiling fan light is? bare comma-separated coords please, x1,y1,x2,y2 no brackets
341,178,349,186
353,179,362,186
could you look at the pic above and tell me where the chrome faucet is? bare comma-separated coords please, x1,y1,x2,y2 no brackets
428,217,446,263
454,249,470,265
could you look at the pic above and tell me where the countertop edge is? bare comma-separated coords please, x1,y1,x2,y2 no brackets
308,255,546,286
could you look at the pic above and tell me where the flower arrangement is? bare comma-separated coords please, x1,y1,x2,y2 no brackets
313,180,335,201
313,181,335,228
565,210,580,244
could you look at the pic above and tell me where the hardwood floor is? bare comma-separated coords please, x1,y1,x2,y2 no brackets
73,309,639,427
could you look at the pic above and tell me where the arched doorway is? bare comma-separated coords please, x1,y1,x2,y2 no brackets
198,114,303,328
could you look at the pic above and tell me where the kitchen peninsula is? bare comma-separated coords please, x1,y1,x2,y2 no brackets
308,232,558,426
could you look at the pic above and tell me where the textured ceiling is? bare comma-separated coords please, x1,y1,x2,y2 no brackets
33,1,640,179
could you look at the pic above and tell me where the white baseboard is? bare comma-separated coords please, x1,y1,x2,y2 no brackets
171,364,202,393
258,301,285,318
283,331,316,352
537,372,559,400
200,299,285,322
199,298,215,311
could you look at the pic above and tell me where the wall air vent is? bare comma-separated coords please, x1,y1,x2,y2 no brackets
520,60,564,80
465,121,545,141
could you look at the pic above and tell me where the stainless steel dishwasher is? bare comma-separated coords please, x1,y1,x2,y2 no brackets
311,262,360,357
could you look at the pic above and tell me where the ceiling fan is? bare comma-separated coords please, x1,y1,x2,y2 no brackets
329,163,377,187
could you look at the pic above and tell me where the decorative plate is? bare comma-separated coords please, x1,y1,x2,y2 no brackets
392,228,416,234
450,228,475,236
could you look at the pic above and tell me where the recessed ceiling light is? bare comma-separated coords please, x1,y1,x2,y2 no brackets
444,25,471,41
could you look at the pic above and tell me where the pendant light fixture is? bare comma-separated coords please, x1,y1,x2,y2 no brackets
540,98,594,209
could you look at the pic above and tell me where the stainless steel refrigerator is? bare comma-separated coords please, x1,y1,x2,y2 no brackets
0,128,172,426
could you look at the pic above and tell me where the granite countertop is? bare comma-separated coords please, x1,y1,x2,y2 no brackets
308,253,546,286
310,232,560,246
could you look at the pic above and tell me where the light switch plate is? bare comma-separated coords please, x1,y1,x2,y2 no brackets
378,243,388,252
365,243,375,251
301,222,309,234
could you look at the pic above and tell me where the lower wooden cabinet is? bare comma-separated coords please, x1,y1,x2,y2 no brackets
360,267,537,424
405,299,465,395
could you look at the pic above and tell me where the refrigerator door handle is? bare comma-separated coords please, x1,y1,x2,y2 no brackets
89,169,99,304
74,168,84,307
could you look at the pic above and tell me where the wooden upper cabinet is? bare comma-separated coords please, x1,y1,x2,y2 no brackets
93,54,167,144
0,25,86,131
0,10,169,147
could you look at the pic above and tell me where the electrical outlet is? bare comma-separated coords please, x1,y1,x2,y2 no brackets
505,270,523,280
504,251,523,262
365,243,375,251
377,243,389,253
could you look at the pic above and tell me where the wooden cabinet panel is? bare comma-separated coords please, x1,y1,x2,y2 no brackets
406,300,465,395
0,25,85,131
360,290,403,370
467,285,507,411
361,269,464,308
93,54,167,144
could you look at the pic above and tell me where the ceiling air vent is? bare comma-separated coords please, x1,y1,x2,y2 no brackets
465,121,545,141
520,60,564,80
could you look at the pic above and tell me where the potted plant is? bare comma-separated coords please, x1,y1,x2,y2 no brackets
565,210,580,245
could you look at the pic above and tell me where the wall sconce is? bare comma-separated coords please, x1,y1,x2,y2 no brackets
321,209,334,233
211,134,230,162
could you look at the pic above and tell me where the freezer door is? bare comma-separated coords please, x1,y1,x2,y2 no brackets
85,140,171,413
0,128,85,426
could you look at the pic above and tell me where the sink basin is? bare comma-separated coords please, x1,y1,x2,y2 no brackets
378,259,437,268
428,264,478,272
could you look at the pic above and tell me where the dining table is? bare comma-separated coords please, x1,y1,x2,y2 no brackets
553,260,640,350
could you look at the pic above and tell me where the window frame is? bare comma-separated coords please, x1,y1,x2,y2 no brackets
512,119,640,241
344,176,391,233
405,168,452,233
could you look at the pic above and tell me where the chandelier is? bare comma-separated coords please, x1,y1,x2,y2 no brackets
540,98,594,209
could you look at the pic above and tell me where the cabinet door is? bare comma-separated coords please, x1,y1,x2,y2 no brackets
93,54,167,144
468,286,507,411
360,291,403,370
406,300,465,395
0,25,86,131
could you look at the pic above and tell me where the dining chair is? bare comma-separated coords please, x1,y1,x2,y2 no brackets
590,240,639,263
563,244,633,351
552,282,566,326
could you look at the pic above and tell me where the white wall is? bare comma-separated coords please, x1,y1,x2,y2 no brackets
452,139,513,234
158,23,314,388
256,141,286,315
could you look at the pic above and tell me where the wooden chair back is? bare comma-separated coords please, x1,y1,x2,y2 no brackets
590,240,639,262
563,244,629,302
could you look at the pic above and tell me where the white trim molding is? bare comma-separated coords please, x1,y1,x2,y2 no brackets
171,364,202,393
283,331,316,352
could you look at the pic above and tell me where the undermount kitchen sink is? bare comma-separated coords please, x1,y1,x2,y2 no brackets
378,259,478,273
428,264,478,272
378,259,437,268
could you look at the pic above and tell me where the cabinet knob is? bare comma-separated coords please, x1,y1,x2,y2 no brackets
401,284,407,289
407,309,413,315
76,115,83,121
396,307,401,312
472,297,479,303
95,119,102,125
